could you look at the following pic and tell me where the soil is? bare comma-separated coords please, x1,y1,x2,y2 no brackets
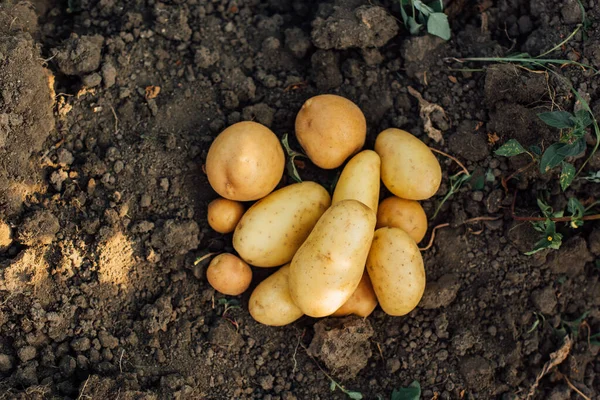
0,0,599,399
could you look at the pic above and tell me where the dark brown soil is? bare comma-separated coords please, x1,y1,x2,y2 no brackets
1,0,599,399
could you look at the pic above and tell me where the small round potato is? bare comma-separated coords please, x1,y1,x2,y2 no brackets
376,196,427,243
206,121,285,201
206,253,252,296
331,272,378,318
295,94,366,169
207,198,245,234
374,128,442,200
332,150,381,213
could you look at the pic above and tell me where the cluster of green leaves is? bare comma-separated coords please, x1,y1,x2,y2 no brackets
398,0,451,41
432,172,470,219
376,380,421,400
329,379,363,400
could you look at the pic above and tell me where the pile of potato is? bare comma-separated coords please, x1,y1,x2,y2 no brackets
204,94,441,326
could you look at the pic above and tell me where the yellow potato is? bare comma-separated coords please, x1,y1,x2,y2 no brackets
289,199,376,317
206,253,253,296
331,271,378,318
374,128,442,200
249,264,303,326
233,181,331,267
206,121,285,201
366,227,426,316
332,150,381,213
376,196,427,243
295,94,366,169
207,198,245,234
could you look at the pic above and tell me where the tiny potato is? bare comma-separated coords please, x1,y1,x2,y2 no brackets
206,253,252,296
376,196,427,243
233,181,331,267
207,198,245,234
332,150,381,213
295,94,366,169
249,264,303,326
374,128,442,200
366,227,426,316
331,271,378,318
206,121,285,201
289,199,377,318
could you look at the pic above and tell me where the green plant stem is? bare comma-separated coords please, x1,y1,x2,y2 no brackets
512,191,600,222
536,24,582,59
446,57,598,74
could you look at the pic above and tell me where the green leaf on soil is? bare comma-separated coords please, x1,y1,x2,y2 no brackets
538,111,576,129
581,170,600,183
347,391,364,400
495,139,526,157
525,220,563,255
567,197,585,225
574,109,593,128
539,138,586,173
330,381,336,391
413,0,434,16
429,0,444,12
427,12,451,40
391,381,421,400
529,145,542,157
281,133,305,183
559,162,576,191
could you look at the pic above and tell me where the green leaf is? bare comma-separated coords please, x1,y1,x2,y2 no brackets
536,197,553,218
581,170,600,183
574,109,593,128
428,0,444,12
470,173,485,191
330,381,336,391
281,133,305,183
427,12,451,40
559,162,576,191
485,168,495,182
538,111,576,129
562,311,590,338
495,139,527,157
399,3,410,25
567,197,585,228
525,220,563,255
413,0,434,16
391,381,421,400
529,145,542,157
539,139,587,173
347,392,363,400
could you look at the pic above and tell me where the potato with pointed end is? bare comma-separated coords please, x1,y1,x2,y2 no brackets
249,264,303,326
295,94,366,169
207,198,245,234
376,196,427,243
289,199,377,318
331,271,378,318
332,150,380,213
233,181,331,267
206,121,285,201
367,227,426,316
206,253,252,296
375,128,442,200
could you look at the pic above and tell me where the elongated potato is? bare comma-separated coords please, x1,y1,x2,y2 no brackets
367,227,426,316
249,264,303,326
376,196,427,243
374,128,442,200
332,150,381,213
289,199,377,317
331,271,378,318
233,181,331,267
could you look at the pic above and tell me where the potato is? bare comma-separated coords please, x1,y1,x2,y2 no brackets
289,199,377,317
206,121,285,201
331,272,378,318
206,253,252,296
207,198,245,234
366,227,426,316
295,94,366,169
249,264,303,326
233,181,331,267
376,196,427,243
332,150,380,213
374,128,442,200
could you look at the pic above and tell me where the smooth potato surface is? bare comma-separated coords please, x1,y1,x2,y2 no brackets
374,128,442,200
207,198,245,234
366,227,426,316
376,196,427,243
289,199,376,318
331,271,378,318
332,150,380,213
206,253,253,296
248,264,303,326
233,181,331,267
295,94,366,169
206,121,285,201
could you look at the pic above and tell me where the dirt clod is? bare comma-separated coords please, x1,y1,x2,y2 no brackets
0,220,12,251
52,34,104,76
531,287,557,314
420,273,461,309
17,210,59,246
150,219,200,255
460,356,494,390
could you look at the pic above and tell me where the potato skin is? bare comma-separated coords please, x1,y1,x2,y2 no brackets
233,181,331,267
249,264,303,326
376,196,427,243
207,198,245,234
206,253,253,296
289,199,377,318
295,94,366,169
331,271,378,318
206,121,285,201
374,128,442,200
366,227,426,316
332,150,381,213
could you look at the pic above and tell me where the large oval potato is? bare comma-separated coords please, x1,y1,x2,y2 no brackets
289,199,377,318
376,196,427,243
332,150,380,213
295,94,366,169
249,264,304,326
206,121,285,201
331,271,378,318
374,128,442,200
233,181,331,267
366,227,426,316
